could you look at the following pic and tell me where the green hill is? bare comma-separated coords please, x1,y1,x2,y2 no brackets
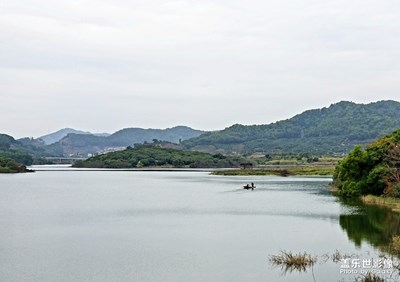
108,126,204,146
183,100,400,155
0,134,44,165
73,145,245,168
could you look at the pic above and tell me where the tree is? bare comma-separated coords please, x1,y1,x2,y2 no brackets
333,129,400,197
333,146,371,197
383,144,400,195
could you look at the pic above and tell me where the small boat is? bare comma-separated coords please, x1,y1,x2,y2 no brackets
243,184,256,190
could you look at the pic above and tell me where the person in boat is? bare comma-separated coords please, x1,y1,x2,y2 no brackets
243,183,255,190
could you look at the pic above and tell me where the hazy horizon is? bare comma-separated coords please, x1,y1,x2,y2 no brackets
2,1,400,138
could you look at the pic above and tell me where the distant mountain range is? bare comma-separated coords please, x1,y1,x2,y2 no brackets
1,100,400,163
51,126,205,156
183,100,400,155
39,128,110,145
0,126,205,162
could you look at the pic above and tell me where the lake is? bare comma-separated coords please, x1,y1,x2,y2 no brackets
0,167,398,281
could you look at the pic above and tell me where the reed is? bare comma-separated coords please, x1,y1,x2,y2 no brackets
356,272,386,282
269,251,316,272
388,235,400,255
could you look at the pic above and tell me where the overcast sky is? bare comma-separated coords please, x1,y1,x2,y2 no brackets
1,0,400,138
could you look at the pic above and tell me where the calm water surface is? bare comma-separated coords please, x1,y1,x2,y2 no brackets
0,167,398,281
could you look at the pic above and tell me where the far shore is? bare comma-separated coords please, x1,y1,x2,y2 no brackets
211,166,335,177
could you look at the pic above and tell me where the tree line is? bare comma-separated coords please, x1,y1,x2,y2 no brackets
73,145,246,168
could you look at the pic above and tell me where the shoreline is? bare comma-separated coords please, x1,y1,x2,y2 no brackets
211,166,335,177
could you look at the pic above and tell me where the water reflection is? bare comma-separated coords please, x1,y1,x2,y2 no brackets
339,199,400,250
269,198,400,280
2,171,398,282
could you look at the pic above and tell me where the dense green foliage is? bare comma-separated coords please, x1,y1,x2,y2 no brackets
183,101,400,155
0,157,32,173
333,129,400,197
73,145,245,168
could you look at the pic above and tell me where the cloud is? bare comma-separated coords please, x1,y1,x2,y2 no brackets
1,0,400,137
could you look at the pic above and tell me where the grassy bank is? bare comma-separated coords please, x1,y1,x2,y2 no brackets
211,166,335,176
361,195,400,213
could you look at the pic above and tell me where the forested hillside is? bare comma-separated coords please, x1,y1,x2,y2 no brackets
73,145,245,168
107,126,204,146
183,101,400,155
2,101,400,160
0,134,46,165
